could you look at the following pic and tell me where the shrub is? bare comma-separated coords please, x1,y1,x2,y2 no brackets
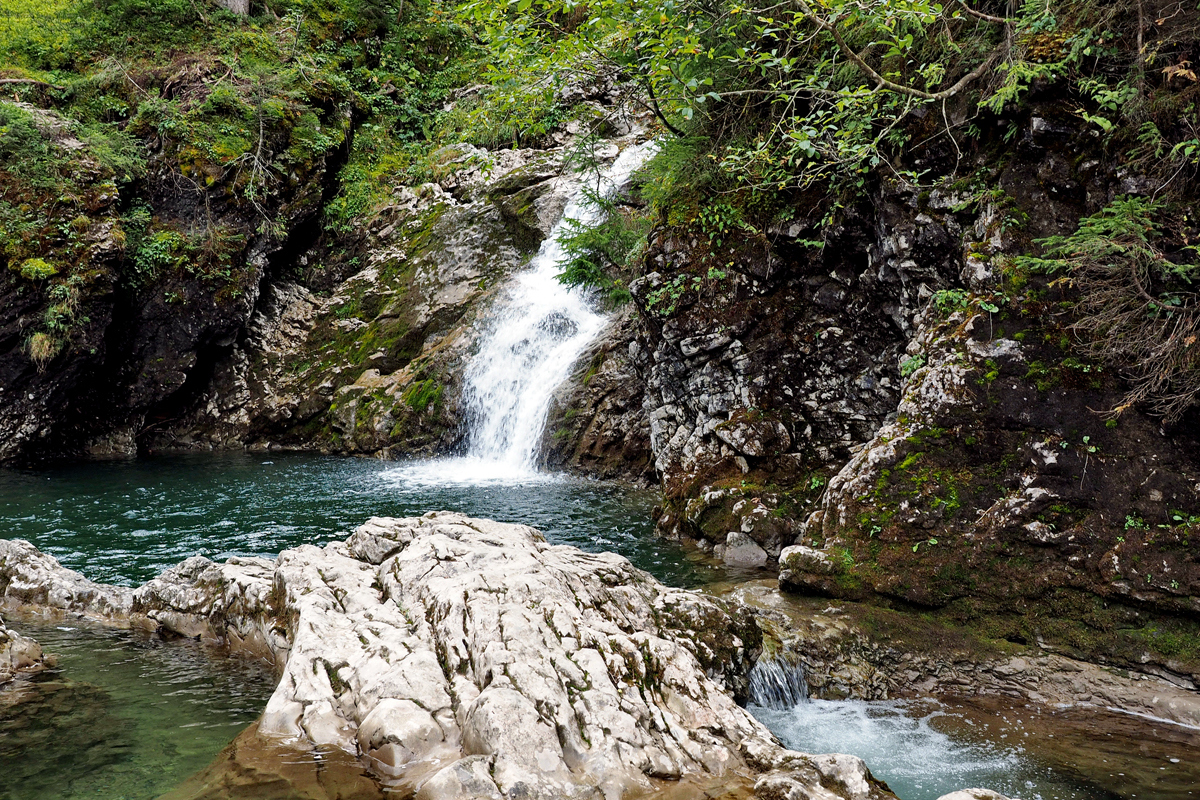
78,122,146,183
1015,197,1200,422
557,186,652,307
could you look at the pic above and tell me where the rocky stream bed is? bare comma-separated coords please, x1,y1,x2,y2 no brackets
2,512,1199,799
0,513,894,800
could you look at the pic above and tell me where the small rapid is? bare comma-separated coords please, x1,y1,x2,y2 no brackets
392,142,654,485
743,660,1198,800
748,657,809,709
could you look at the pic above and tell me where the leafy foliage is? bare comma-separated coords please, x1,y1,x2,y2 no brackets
1016,197,1200,422
0,0,482,367
557,187,652,307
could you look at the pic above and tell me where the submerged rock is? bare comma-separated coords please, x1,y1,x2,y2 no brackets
159,722,385,800
0,513,897,800
0,613,44,683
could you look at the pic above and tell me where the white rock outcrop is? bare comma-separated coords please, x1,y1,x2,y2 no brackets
0,513,896,800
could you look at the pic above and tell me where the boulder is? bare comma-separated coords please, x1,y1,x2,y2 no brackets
0,613,43,683
0,538,132,619
0,514,900,799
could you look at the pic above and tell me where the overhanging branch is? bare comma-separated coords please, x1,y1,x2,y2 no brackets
955,0,1009,24
795,0,1004,101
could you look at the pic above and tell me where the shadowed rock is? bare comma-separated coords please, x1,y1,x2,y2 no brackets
0,612,44,683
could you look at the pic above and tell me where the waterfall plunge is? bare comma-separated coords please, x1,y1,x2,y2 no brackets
748,658,809,710
392,142,655,486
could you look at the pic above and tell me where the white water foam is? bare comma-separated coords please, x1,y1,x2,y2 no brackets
749,699,1064,800
748,657,809,709
389,141,656,487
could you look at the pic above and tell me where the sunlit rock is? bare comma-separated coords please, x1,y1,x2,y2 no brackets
0,513,899,800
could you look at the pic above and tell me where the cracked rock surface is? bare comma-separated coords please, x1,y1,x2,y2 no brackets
0,513,895,800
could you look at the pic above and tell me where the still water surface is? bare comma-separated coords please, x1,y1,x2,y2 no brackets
0,451,717,588
0,618,277,800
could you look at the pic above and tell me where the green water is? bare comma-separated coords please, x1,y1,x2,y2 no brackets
1,453,1194,800
0,452,719,588
0,617,277,800
0,452,721,799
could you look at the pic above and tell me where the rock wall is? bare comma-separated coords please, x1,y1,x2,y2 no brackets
564,104,1200,676
543,308,655,483
0,100,340,464
0,515,898,800
136,146,585,457
626,184,961,565
778,303,1200,679
137,137,674,460
0,94,654,466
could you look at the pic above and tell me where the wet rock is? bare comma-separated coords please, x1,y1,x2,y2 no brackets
542,308,655,482
754,751,891,800
729,582,1200,729
159,723,385,800
779,546,836,578
720,531,771,568
0,614,43,683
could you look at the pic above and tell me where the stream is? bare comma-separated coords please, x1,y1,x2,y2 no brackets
0,617,276,800
4,455,1200,800
750,695,1200,800
3,453,1197,800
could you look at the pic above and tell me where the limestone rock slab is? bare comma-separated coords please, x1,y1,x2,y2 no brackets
0,514,898,800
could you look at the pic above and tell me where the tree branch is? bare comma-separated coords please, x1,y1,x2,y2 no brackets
955,0,1009,24
795,0,1004,101
642,79,687,137
0,78,64,90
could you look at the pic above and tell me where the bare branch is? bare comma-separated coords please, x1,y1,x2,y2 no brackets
641,78,687,138
0,78,64,90
954,0,1009,24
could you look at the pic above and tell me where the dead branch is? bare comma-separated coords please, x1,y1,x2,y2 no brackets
0,78,64,90
1068,238,1200,423
955,0,1009,24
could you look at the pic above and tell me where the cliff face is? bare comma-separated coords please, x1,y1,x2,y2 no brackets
0,102,622,461
140,147,586,457
588,99,1200,679
0,0,630,464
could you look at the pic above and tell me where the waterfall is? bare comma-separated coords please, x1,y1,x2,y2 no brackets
392,141,655,485
748,657,809,709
